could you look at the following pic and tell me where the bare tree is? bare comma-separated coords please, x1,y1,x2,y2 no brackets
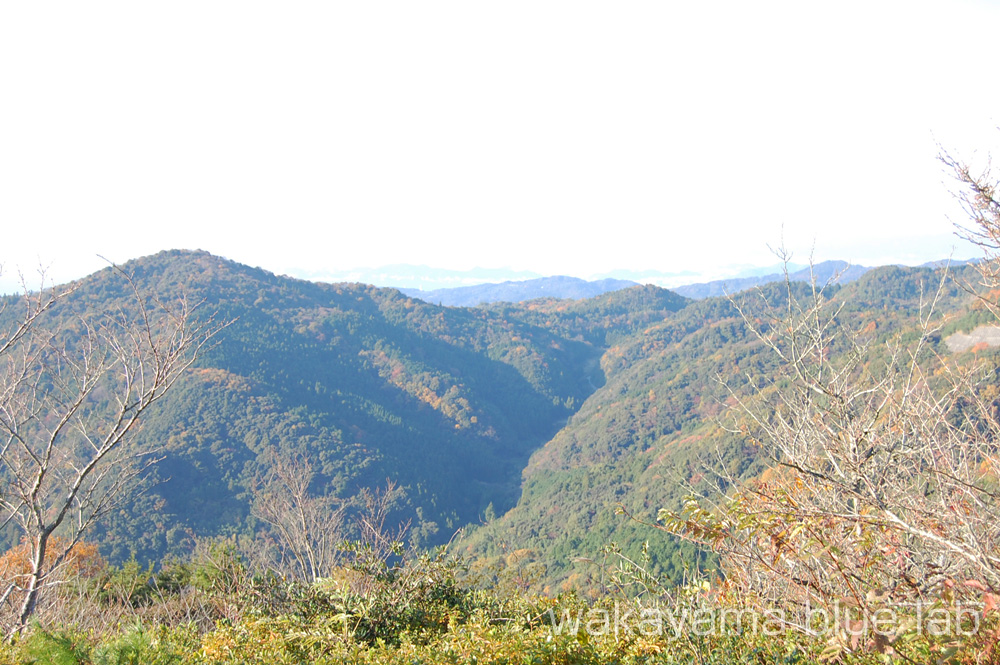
251,451,347,583
0,266,221,637
250,456,411,590
659,253,1000,656
941,147,1000,296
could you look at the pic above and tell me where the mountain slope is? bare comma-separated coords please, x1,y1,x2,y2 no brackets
0,251,607,561
457,264,985,592
0,251,690,565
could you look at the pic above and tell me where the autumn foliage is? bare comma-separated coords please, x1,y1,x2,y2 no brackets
0,538,105,585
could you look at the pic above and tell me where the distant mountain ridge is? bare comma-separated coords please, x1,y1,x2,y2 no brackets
398,258,979,307
402,276,639,307
671,258,977,299
395,261,873,307
672,260,872,299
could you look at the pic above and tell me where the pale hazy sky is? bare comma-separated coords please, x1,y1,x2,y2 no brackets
1,1,998,292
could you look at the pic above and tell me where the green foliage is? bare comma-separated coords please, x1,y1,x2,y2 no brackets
14,628,91,665
91,559,160,609
0,540,996,664
91,624,191,665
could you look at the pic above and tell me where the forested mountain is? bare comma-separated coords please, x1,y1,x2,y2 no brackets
458,264,990,591
0,250,988,594
0,251,687,567
44,251,619,563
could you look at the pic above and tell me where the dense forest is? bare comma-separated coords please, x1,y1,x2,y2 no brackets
1,238,999,662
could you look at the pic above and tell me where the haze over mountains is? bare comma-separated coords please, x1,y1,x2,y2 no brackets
293,263,814,294
398,258,976,307
400,264,856,306
0,249,990,592
401,276,639,307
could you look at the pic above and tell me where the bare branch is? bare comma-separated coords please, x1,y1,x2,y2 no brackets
0,266,228,638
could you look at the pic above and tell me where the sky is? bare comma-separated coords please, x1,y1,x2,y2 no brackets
1,1,999,293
